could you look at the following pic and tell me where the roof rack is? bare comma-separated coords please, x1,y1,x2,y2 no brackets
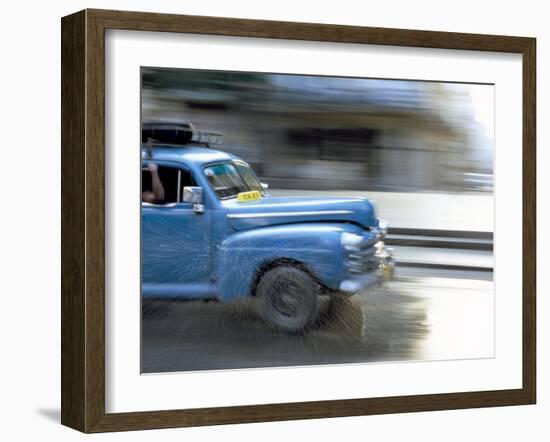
141,122,224,147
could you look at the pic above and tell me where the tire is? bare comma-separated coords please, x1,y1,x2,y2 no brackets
256,266,319,333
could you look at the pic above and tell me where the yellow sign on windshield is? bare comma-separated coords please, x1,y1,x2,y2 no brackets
237,190,262,203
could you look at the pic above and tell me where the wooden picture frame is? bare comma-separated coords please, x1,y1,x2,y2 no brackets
61,8,536,433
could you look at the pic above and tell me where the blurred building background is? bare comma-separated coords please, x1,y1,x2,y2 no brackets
142,68,494,193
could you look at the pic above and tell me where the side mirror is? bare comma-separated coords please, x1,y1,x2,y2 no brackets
261,182,269,191
183,186,202,203
183,187,205,214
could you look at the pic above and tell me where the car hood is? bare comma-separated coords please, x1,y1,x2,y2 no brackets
223,196,377,231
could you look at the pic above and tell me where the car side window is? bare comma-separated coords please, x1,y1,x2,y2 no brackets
142,164,195,204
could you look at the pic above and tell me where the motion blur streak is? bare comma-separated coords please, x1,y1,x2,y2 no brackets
142,68,494,194
142,271,493,373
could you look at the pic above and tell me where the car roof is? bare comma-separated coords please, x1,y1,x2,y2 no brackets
141,144,240,168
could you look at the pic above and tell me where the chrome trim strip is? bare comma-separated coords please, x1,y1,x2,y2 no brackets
226,210,353,219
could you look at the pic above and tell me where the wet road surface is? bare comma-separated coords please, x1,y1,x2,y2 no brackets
142,268,494,373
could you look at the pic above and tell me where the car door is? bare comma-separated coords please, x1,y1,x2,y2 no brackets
141,163,213,299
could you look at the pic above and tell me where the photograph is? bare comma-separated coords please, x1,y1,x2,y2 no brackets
140,68,495,374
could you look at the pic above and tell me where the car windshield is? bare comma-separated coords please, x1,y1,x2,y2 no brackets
204,162,263,199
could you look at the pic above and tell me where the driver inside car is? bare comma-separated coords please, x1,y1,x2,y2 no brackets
142,162,165,204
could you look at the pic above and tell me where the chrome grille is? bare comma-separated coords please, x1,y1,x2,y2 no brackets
346,239,383,275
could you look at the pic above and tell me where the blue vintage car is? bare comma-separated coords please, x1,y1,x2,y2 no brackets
142,123,394,332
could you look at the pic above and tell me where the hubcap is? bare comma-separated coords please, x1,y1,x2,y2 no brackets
273,285,300,317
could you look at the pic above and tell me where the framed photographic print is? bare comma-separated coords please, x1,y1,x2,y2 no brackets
61,9,536,433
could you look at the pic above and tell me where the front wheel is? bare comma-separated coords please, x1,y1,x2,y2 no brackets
256,266,319,333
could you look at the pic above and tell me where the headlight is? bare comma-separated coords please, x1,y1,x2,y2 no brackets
378,218,389,234
341,232,364,250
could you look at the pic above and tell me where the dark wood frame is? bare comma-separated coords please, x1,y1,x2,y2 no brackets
61,8,536,433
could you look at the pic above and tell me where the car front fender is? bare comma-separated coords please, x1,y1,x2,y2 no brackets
215,223,365,300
